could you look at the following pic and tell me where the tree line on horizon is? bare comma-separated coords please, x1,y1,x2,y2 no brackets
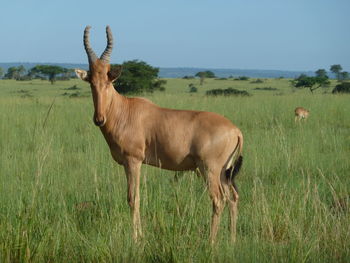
0,62,349,94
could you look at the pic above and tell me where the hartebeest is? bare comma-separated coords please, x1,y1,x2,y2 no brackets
294,107,310,122
75,26,243,243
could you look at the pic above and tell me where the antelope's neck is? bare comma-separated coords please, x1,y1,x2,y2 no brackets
102,85,128,134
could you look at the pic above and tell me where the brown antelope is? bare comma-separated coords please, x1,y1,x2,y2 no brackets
75,26,243,243
294,107,310,122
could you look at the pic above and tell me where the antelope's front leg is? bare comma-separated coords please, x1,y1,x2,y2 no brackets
124,157,142,241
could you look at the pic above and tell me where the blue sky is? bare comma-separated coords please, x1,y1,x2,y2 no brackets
1,0,349,71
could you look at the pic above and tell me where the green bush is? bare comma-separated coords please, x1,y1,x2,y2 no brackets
64,85,81,90
153,79,167,92
113,60,160,94
254,87,278,91
183,75,195,79
188,83,197,93
234,76,250,81
332,82,350,94
206,87,251,96
251,79,264,83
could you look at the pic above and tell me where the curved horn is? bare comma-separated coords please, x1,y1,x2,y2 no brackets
100,26,113,63
83,26,98,63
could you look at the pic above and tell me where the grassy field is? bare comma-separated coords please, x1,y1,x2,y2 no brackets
0,78,349,262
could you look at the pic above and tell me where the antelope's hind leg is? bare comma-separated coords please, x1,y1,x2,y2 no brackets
124,157,143,241
200,164,225,244
225,182,239,243
223,162,240,243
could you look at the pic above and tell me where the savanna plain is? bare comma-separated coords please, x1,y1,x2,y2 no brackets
0,77,349,262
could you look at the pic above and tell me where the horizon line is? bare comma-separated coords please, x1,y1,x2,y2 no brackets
0,62,320,73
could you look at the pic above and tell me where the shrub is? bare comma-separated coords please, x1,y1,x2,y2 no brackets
251,79,264,83
153,79,167,92
183,75,195,79
206,87,251,96
332,82,350,94
234,76,250,81
254,87,278,91
64,85,81,90
189,87,198,93
69,92,81,98
188,83,197,93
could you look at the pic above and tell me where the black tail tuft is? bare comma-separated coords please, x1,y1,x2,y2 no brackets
225,156,243,192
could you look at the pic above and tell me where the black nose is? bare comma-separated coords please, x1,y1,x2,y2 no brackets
94,117,105,127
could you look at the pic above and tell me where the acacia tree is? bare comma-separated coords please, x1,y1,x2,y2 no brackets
4,67,18,79
61,68,75,80
0,67,3,79
293,74,330,93
315,69,328,78
4,66,26,80
196,72,205,85
339,71,349,81
17,65,26,77
330,64,342,80
30,65,66,84
195,70,216,85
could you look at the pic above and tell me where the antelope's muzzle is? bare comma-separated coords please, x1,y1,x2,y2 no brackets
93,115,106,127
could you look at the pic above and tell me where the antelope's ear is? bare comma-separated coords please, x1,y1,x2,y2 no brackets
108,65,122,82
75,69,89,82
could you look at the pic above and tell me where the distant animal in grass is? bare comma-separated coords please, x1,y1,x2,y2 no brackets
294,107,309,122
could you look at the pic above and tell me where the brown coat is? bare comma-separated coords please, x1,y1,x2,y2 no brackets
75,26,243,243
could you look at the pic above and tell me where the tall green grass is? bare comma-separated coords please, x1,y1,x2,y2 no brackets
0,79,349,262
